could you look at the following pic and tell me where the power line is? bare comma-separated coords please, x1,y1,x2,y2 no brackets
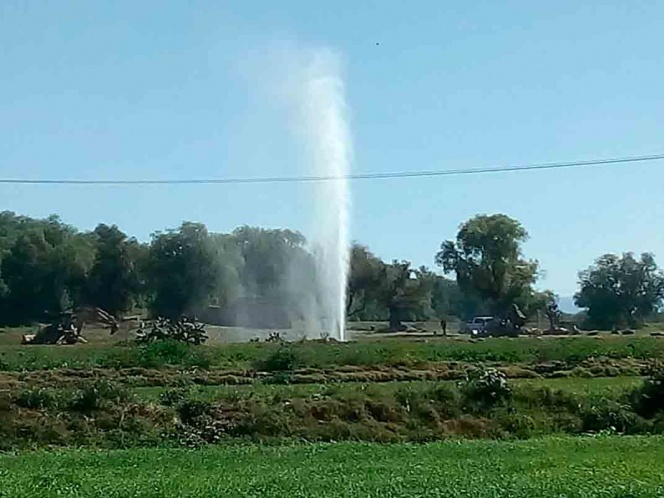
0,153,662,186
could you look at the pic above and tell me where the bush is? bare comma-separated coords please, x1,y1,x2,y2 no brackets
580,398,641,433
256,346,300,372
394,385,456,425
69,381,130,413
499,413,539,439
461,369,512,409
15,388,57,410
632,366,664,418
136,317,208,345
513,386,579,411
138,340,210,368
159,387,192,407
177,399,211,424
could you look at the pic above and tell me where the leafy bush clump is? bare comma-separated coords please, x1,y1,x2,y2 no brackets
461,369,512,409
69,381,130,413
15,387,57,410
136,317,208,345
159,387,193,407
138,340,210,369
580,398,642,434
177,399,212,424
632,365,664,418
256,346,300,372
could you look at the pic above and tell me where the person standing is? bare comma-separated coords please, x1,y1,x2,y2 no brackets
440,317,447,337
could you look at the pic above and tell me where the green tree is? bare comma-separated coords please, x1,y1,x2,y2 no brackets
575,252,664,329
429,274,466,319
208,232,244,308
146,222,220,319
381,262,434,331
230,226,311,302
0,216,94,324
227,226,319,325
435,214,539,317
86,224,142,316
346,244,384,319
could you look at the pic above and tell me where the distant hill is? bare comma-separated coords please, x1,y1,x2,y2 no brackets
558,296,581,314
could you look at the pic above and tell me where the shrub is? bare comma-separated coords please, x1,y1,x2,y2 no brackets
69,381,130,413
428,384,462,419
159,387,192,407
392,384,467,424
256,346,300,372
177,399,211,424
138,340,210,368
580,398,641,433
514,386,579,411
499,413,539,439
15,388,57,410
632,366,664,418
136,317,208,345
461,369,512,409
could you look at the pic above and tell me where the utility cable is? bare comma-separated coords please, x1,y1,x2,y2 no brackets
0,153,661,185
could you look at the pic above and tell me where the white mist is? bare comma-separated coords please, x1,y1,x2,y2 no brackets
293,50,352,341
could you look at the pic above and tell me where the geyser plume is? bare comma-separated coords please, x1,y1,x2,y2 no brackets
290,49,352,341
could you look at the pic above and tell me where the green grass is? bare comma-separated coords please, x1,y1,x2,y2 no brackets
134,376,644,403
517,375,642,394
1,335,663,372
6,373,660,450
1,437,663,497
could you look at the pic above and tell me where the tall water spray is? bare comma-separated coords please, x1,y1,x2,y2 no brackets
294,51,352,341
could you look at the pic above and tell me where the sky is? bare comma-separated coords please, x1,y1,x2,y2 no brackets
1,1,664,300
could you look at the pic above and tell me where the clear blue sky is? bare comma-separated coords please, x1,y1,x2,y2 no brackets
1,1,663,297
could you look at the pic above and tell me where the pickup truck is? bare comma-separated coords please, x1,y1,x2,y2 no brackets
462,316,495,335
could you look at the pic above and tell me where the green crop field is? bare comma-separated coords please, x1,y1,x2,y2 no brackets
3,331,664,493
1,334,663,372
1,437,662,497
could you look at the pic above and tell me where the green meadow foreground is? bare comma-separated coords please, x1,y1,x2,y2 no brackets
3,332,664,496
1,437,663,498
3,334,664,449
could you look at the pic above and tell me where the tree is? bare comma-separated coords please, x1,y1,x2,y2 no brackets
231,226,311,302
208,232,244,308
346,245,435,327
381,262,434,331
146,222,220,319
86,224,142,316
542,291,561,330
346,244,384,319
0,216,94,324
575,252,664,329
435,214,539,317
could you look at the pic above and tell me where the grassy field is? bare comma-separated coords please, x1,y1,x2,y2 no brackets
1,333,663,372
134,375,644,402
1,437,662,497
4,372,661,449
2,328,664,494
2,329,664,449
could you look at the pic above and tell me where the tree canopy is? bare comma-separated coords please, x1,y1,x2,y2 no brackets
86,224,143,316
436,214,540,318
0,209,657,331
575,252,664,329
146,222,220,319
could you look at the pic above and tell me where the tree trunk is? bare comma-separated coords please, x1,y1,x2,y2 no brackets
388,305,404,332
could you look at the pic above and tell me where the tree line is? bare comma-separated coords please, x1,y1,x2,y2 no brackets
0,210,661,329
